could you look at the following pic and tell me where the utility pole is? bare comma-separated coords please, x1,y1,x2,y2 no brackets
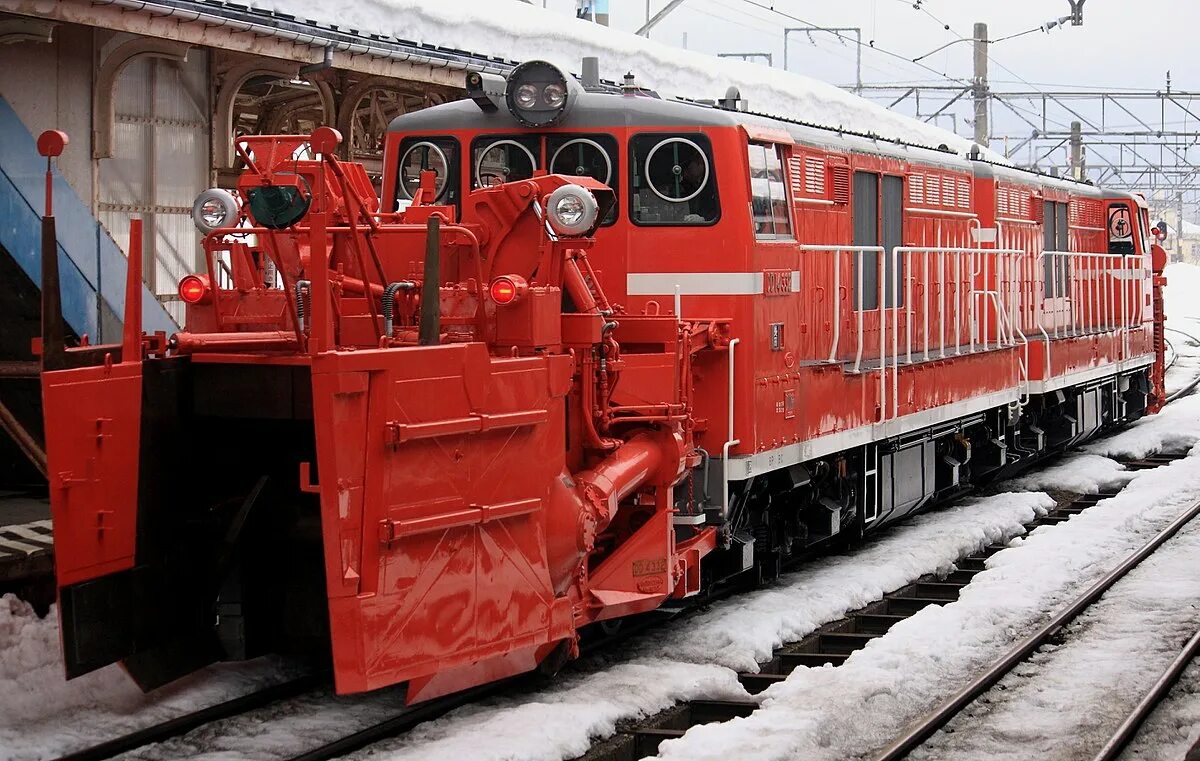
973,22,989,147
637,0,687,37
1179,192,1187,247
1069,120,1083,180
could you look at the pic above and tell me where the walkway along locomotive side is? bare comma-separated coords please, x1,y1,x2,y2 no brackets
35,60,1168,704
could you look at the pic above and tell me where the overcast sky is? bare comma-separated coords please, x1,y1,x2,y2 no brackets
532,0,1198,212
544,0,1195,92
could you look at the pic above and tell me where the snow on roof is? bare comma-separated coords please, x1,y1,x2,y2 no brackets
248,0,998,159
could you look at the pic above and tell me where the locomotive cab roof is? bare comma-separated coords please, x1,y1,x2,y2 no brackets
388,59,1116,195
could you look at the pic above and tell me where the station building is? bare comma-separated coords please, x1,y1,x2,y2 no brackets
0,0,508,492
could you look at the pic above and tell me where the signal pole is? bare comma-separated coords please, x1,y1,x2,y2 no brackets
1070,121,1083,179
973,22,989,147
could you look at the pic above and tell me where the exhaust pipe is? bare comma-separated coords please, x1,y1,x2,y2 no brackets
419,215,441,346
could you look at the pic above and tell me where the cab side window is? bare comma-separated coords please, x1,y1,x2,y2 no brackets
630,134,720,226
748,143,792,239
396,137,460,209
547,133,619,225
471,135,540,189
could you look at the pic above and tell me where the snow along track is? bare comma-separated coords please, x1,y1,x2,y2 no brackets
576,488,1128,760
641,433,1200,761
3,443,1191,761
877,496,1200,760
5,399,1200,759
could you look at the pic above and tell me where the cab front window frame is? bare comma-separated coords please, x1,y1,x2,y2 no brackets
629,132,721,227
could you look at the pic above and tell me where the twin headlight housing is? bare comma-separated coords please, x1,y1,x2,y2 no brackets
500,60,580,128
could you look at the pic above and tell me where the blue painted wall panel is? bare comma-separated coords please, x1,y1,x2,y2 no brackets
0,96,177,340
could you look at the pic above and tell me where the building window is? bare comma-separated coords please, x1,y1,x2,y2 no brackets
748,143,792,239
630,134,720,226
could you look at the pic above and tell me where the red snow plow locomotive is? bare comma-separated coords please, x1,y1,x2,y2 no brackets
39,59,1166,703
40,85,720,704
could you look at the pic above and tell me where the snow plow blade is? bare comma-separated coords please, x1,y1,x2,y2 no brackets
311,344,577,701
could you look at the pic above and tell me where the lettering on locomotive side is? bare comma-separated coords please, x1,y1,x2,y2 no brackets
764,269,794,296
632,557,668,576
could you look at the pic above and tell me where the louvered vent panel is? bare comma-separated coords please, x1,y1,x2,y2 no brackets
789,156,804,196
805,156,826,195
957,178,971,209
830,163,850,204
997,187,1010,216
927,176,941,206
909,174,924,204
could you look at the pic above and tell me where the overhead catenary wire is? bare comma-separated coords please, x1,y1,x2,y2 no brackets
733,0,972,85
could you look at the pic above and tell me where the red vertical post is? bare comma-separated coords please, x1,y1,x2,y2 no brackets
306,127,344,355
122,219,144,362
309,193,330,354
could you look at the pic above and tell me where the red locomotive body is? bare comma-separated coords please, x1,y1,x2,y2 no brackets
37,61,1165,702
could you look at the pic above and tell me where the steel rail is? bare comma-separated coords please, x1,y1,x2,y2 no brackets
51,674,323,761
284,682,505,761
871,497,1200,761
1089,625,1200,761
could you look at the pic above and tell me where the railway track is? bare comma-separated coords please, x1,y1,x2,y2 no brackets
1088,625,1200,761
0,495,53,613
30,451,1195,761
573,452,1193,761
870,497,1200,760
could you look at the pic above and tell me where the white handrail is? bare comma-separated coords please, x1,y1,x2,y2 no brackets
1039,252,1146,339
721,337,740,520
799,245,884,369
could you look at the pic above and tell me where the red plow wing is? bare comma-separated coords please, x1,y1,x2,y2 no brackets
42,362,143,676
311,343,576,701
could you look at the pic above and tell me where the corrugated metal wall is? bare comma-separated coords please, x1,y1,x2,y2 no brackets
98,44,209,325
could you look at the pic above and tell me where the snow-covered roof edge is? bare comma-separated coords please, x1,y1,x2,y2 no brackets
224,0,1005,162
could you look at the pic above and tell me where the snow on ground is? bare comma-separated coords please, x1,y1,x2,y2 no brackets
250,0,992,159
651,447,1200,761
0,596,299,761
1005,453,1134,495
1164,262,1200,398
337,492,1050,761
909,503,1200,760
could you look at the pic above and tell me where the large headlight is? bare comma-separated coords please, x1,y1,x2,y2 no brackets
514,83,539,109
191,188,239,235
505,60,575,127
542,83,566,108
545,184,600,237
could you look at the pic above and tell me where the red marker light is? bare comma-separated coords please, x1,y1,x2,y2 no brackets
489,275,527,305
178,274,211,305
